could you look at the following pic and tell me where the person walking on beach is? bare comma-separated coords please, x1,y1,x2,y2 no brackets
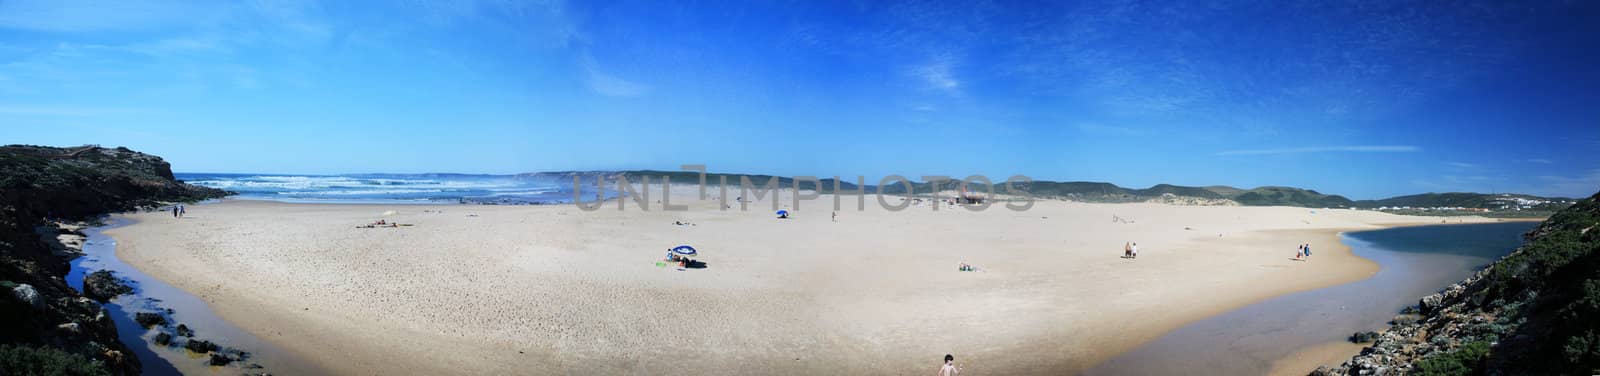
937,354,962,376
832,211,837,222
178,204,185,218
1123,242,1132,258
1304,243,1311,257
172,206,180,218
1296,244,1304,260
1130,242,1138,259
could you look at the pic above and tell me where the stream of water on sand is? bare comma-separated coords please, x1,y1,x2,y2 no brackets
69,217,325,375
1083,221,1536,375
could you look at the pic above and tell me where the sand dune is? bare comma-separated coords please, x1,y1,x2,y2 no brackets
104,190,1501,375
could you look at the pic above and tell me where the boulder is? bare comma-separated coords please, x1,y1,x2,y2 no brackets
1351,331,1382,343
56,322,81,334
10,284,43,310
208,353,233,366
185,339,218,353
135,312,166,328
153,332,173,346
176,324,194,337
83,270,133,302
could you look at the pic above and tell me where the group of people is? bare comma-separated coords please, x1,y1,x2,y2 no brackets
1295,243,1313,260
170,204,186,218
1122,242,1139,259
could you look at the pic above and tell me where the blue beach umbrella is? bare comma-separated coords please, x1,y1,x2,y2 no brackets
670,245,698,257
776,210,789,217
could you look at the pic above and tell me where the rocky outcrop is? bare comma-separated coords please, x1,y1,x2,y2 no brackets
82,270,132,302
0,145,231,375
1317,190,1600,375
10,283,43,310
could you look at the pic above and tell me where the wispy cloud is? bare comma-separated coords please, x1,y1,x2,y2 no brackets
1529,169,1600,198
0,105,153,117
1527,158,1554,164
1216,145,1420,156
911,56,960,94
581,56,647,97
0,0,226,32
1073,123,1144,136
1446,162,1477,168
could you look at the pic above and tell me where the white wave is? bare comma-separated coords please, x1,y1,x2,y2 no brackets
279,189,448,196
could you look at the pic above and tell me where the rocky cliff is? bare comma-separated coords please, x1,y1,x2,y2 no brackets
0,145,230,375
1317,190,1600,375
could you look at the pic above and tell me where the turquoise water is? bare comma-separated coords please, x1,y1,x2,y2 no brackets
1084,222,1536,375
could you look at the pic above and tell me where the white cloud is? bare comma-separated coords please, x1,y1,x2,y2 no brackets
1215,145,1420,156
1446,162,1477,168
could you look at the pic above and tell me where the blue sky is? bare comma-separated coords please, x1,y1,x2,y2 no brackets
2,1,1597,199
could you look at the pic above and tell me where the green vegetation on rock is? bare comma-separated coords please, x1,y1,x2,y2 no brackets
1319,190,1600,375
0,344,111,376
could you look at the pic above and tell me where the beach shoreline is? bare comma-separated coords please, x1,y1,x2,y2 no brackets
102,193,1515,375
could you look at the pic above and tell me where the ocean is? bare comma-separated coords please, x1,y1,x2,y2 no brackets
175,173,606,204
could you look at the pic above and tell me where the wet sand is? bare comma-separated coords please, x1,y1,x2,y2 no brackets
104,191,1504,375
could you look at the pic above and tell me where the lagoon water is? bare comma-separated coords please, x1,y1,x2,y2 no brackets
1084,222,1536,375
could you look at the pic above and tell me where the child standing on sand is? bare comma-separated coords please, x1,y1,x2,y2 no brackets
938,354,962,376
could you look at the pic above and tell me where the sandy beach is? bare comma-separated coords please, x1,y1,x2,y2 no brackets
103,190,1504,375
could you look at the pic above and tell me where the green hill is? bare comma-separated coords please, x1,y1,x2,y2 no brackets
533,170,1572,210
1228,186,1355,207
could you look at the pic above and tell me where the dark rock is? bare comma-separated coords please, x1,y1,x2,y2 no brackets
176,323,194,337
1350,331,1382,343
83,270,133,302
1389,315,1419,325
185,339,218,353
208,353,233,366
153,332,173,345
135,312,166,328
